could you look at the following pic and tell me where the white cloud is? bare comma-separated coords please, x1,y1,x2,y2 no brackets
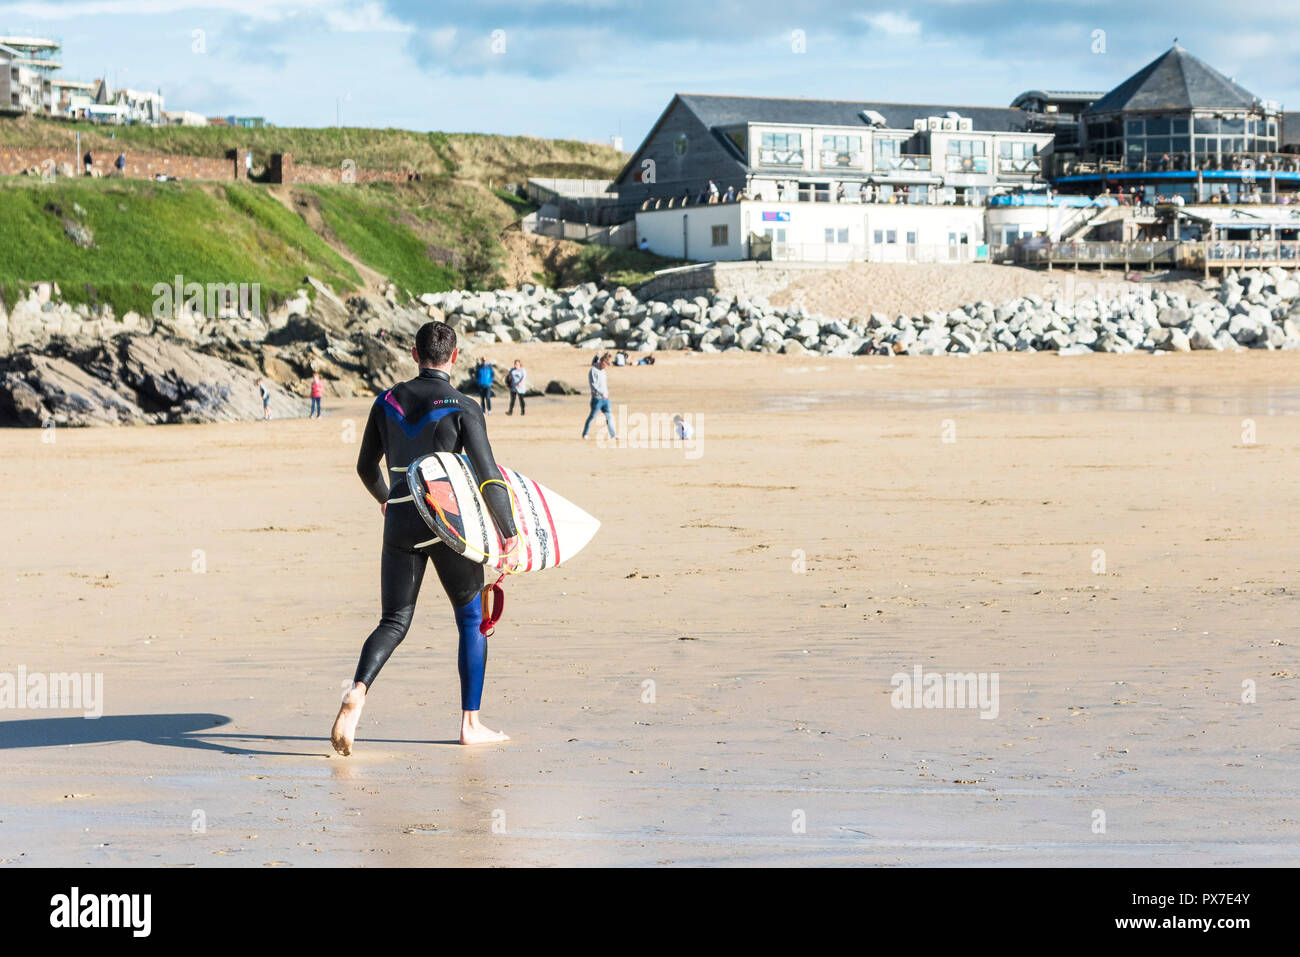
861,11,921,36
0,0,409,29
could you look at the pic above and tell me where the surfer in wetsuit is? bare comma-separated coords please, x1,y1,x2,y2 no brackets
331,321,520,753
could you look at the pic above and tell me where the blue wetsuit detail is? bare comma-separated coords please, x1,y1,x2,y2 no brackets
455,597,486,711
349,368,515,703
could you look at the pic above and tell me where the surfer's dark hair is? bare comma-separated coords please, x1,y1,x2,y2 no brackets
416,321,456,366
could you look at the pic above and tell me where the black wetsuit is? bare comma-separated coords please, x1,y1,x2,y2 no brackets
352,368,517,708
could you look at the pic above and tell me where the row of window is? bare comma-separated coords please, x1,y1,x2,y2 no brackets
1085,114,1281,158
756,228,969,246
757,131,1037,171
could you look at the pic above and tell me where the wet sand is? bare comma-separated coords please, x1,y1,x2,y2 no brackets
2,346,1299,866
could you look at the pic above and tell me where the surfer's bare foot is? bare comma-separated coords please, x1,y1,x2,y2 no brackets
331,682,367,756
460,711,510,745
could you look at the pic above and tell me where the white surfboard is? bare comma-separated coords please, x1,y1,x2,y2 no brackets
407,452,600,572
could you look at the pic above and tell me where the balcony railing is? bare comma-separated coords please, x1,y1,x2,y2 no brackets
757,150,804,168
997,156,1041,174
1053,151,1300,176
874,154,932,172
1123,151,1300,173
946,155,990,174
1202,240,1300,263
818,150,868,169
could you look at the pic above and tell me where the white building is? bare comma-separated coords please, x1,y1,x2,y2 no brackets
163,109,209,127
114,87,165,124
0,43,54,114
620,94,1056,263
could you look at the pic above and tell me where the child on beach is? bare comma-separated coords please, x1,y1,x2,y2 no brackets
309,373,324,418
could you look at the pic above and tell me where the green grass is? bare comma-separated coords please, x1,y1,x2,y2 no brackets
0,116,626,182
304,181,518,294
492,187,538,219
0,178,359,315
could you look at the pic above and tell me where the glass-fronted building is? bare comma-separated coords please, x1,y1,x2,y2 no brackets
1051,45,1298,204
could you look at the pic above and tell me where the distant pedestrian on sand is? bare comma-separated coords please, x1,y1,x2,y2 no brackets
581,354,616,441
310,372,324,418
506,359,527,416
475,358,494,413
114,152,126,176
83,151,93,176
257,377,271,420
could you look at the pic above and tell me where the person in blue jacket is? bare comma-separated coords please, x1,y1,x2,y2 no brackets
474,358,495,413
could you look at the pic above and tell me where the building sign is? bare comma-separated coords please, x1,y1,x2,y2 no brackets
761,211,791,222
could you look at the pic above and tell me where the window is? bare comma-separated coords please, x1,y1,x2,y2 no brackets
760,132,804,166
674,133,688,156
837,228,849,243
886,230,897,244
825,227,835,243
874,137,903,169
820,134,863,168
999,141,1037,158
906,231,916,245
873,230,884,244
711,225,728,246
946,138,988,173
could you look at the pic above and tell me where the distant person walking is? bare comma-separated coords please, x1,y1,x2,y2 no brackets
114,152,126,176
475,358,494,413
581,354,616,441
309,372,324,418
257,377,271,420
506,359,527,416
83,151,93,176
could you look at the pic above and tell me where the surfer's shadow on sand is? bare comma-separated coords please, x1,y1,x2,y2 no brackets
0,713,460,756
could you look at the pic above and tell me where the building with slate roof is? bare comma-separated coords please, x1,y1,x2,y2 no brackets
619,46,1297,263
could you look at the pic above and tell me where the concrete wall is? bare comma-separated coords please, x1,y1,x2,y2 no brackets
636,202,744,260
985,206,1055,243
637,199,986,262
634,260,847,302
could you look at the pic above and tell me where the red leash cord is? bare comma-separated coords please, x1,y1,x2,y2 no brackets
480,573,506,637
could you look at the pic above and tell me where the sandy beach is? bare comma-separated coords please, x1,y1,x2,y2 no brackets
2,345,1298,866
767,263,1218,320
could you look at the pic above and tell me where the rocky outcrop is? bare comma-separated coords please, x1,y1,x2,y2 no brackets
0,279,473,427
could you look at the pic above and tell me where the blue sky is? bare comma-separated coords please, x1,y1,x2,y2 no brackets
3,0,1298,146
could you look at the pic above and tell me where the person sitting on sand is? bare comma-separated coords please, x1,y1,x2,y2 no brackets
672,414,694,441
332,321,520,754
